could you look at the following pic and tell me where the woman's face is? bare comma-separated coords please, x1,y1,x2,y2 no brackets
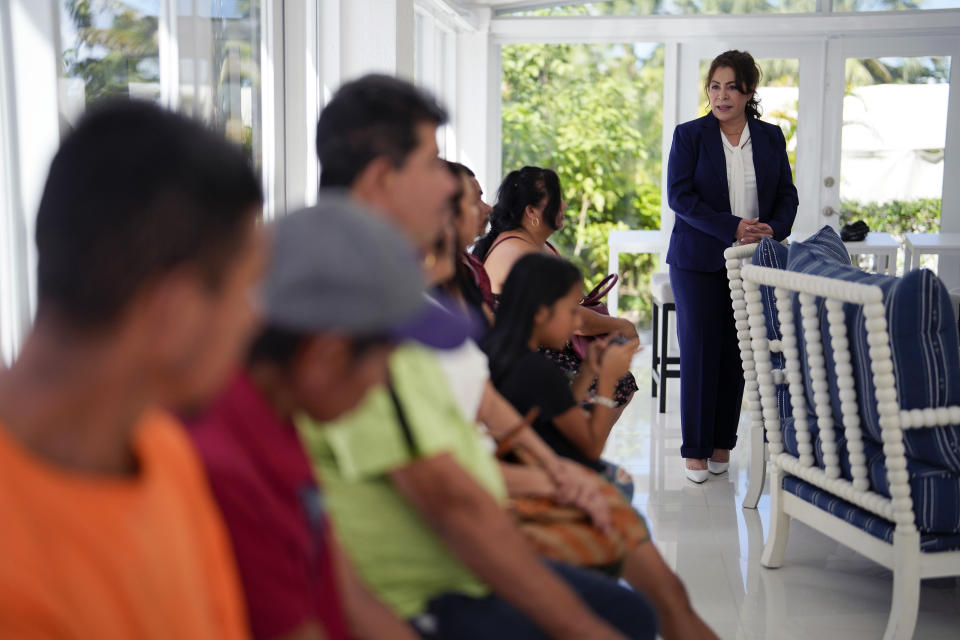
472,177,492,237
424,218,457,287
708,65,753,126
535,283,583,350
453,174,481,253
533,195,568,234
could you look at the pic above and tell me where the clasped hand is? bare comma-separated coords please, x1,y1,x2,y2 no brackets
583,335,638,380
549,459,613,535
734,218,774,245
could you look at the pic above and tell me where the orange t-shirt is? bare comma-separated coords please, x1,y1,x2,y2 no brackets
0,410,250,639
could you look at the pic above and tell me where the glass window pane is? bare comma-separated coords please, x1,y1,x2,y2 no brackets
59,0,161,126
698,57,800,179
501,42,664,321
838,55,950,251
501,0,817,17
833,0,960,11
178,0,262,176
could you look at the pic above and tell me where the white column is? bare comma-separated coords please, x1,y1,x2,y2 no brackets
794,38,827,239
320,0,342,104
0,0,61,363
260,0,285,219
158,0,179,110
485,40,502,203
282,0,321,210
818,37,846,237
661,41,680,240
339,0,412,81
455,8,492,192
938,44,960,290
395,0,416,82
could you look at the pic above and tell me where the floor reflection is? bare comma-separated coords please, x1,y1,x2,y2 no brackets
601,364,960,640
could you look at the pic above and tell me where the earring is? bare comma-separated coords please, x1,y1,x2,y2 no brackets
423,253,437,270
533,218,541,228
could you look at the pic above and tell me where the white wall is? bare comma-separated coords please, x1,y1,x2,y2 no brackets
338,0,416,82
455,10,495,197
0,0,60,365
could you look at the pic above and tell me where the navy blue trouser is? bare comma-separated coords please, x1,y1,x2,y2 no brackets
410,561,658,639
669,265,744,459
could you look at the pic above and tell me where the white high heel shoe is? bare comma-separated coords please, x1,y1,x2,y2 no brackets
684,463,709,484
708,460,729,475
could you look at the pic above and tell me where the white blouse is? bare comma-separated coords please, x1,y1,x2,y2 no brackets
721,125,759,220
431,338,489,425
431,338,498,454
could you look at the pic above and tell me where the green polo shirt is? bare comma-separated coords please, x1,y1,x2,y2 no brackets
296,343,506,618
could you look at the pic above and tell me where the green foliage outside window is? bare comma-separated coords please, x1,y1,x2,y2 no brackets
502,42,664,322
839,199,941,236
61,0,160,105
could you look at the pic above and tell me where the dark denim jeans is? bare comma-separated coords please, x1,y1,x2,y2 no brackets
409,561,658,640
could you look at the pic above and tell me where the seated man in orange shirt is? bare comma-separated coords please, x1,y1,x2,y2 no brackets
0,100,265,639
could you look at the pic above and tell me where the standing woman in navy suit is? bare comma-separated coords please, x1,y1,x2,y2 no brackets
666,50,798,483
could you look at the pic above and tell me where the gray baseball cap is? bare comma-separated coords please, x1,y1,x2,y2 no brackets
261,194,426,335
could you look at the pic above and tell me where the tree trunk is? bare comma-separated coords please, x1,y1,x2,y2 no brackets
573,195,590,257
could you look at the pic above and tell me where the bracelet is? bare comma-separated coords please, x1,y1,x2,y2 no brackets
592,395,617,409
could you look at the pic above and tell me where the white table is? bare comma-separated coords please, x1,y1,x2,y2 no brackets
903,233,960,272
843,232,900,275
607,230,668,317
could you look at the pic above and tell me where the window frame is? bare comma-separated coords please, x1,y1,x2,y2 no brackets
415,1,462,159
489,9,960,238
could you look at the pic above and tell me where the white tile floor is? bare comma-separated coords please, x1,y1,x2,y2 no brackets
602,364,960,640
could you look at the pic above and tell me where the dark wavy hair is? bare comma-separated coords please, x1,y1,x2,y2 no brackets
36,99,261,328
440,160,485,312
705,50,763,120
471,166,562,259
317,74,448,188
481,254,582,384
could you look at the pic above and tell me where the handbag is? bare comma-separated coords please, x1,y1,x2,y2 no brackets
509,484,649,570
840,220,869,242
570,273,619,360
494,415,649,570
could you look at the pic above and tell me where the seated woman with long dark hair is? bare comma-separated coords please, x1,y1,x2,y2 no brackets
428,216,716,640
472,167,639,423
482,253,635,483
434,161,495,330
481,253,717,640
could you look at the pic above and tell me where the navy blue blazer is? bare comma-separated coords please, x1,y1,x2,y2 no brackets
666,112,798,272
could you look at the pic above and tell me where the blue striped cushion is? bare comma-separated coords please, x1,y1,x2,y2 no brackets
782,476,960,552
788,255,960,475
785,230,851,421
752,238,793,429
752,237,789,353
863,439,960,533
771,226,960,535
780,415,852,478
798,225,852,265
786,241,960,475
785,236,855,474
781,415,822,459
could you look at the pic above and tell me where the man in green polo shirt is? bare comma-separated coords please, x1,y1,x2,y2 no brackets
303,74,660,640
299,343,504,618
